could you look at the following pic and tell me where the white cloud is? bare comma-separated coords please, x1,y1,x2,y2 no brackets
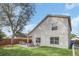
65,3,79,10
71,16,79,36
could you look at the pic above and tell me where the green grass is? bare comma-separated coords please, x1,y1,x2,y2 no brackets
0,45,72,56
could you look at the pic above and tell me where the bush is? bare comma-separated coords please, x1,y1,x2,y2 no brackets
0,30,6,40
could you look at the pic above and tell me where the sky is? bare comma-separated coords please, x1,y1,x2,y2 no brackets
2,3,79,37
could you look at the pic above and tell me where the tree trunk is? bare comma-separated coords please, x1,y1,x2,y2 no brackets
11,33,15,46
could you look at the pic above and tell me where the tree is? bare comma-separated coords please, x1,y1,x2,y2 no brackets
70,33,77,39
0,3,35,45
0,30,6,40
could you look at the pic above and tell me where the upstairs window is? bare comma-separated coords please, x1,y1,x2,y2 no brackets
51,23,58,30
52,26,57,30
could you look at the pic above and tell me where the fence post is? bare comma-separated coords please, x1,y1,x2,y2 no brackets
72,44,75,56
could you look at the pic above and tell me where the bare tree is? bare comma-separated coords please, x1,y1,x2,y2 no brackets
0,3,35,45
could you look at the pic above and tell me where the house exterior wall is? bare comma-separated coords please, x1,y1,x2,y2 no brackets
29,16,71,49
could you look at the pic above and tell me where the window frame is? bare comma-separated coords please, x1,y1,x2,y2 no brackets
51,24,58,30
55,37,59,44
50,37,59,44
52,26,58,30
50,37,54,44
36,38,41,43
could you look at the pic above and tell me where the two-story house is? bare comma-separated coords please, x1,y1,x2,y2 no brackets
28,15,71,48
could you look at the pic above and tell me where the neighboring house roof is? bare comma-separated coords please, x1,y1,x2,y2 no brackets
28,15,72,35
15,33,27,38
71,37,79,40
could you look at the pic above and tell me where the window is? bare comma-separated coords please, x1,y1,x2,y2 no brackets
55,37,59,44
50,37,59,44
51,24,58,30
50,37,54,44
36,38,41,43
52,26,57,30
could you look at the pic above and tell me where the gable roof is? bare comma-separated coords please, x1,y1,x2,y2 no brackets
28,15,72,35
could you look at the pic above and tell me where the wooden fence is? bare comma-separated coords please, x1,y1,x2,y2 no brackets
73,44,79,56
0,38,32,45
75,40,79,44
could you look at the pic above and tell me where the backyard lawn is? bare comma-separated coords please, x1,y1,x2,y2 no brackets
0,45,72,56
